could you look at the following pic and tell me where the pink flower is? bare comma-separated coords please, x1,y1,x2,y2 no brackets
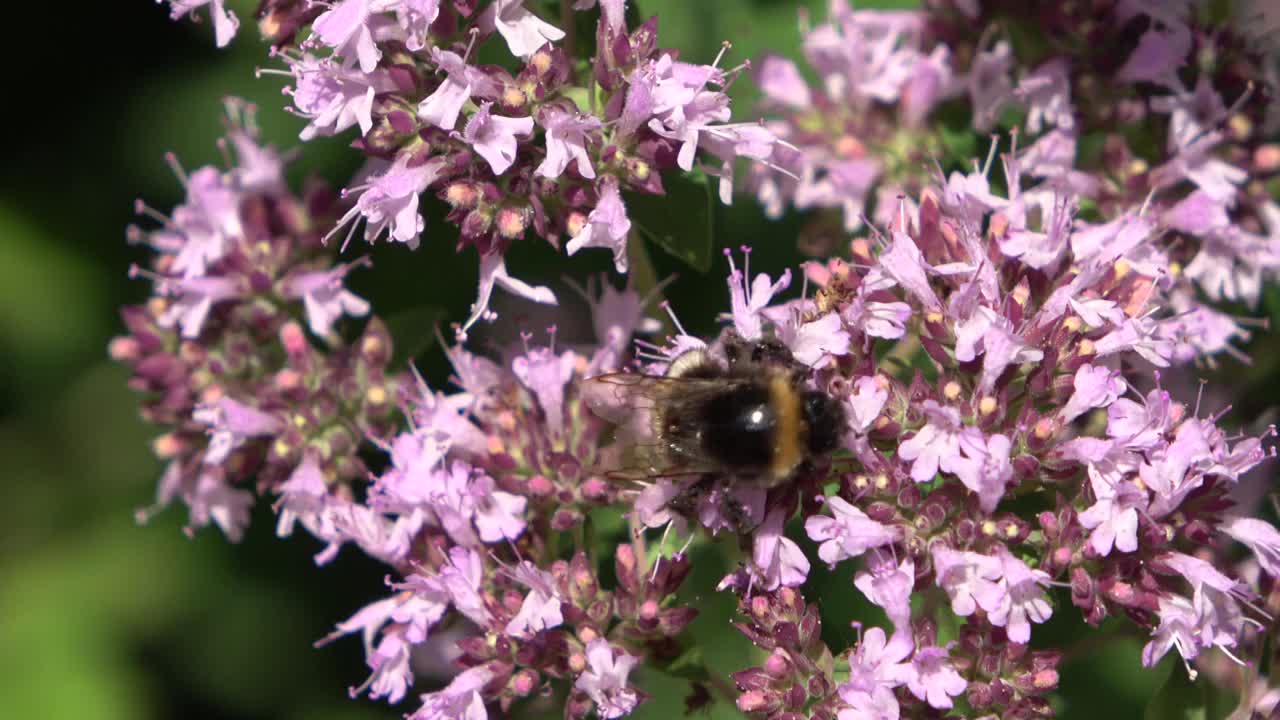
470,473,528,544
726,249,791,341
311,0,381,73
1222,516,1280,577
566,180,631,273
904,645,966,709
504,561,565,638
332,157,445,248
847,375,889,433
393,0,442,52
1060,364,1126,424
1078,473,1147,556
536,108,601,179
460,251,557,340
756,55,812,109
753,507,811,590
153,274,242,338
854,551,914,630
419,48,498,131
512,344,577,434
878,231,940,308
408,665,493,720
951,430,1013,513
1017,58,1074,134
775,311,850,367
194,397,281,465
275,453,330,538
898,401,963,483
288,55,384,141
575,639,640,719
1141,594,1201,669
462,103,535,175
837,626,913,720
931,545,1002,617
280,259,371,337
988,549,1053,643
165,0,239,47
434,546,491,626
481,0,566,58
805,496,900,568
185,467,255,541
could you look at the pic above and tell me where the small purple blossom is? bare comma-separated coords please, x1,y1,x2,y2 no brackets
537,108,602,179
575,639,640,719
333,157,446,248
164,0,239,46
753,507,811,590
310,0,381,73
1222,516,1280,577
904,645,966,709
898,401,963,483
462,103,535,176
726,249,791,341
989,548,1053,643
932,545,1002,617
504,561,565,638
854,551,914,630
418,49,497,131
407,665,493,720
482,0,566,58
1078,472,1146,556
194,397,281,465
805,496,900,567
566,180,631,273
280,259,372,337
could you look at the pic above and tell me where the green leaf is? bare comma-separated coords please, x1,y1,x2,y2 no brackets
627,173,715,273
1144,660,1206,720
382,304,445,368
657,646,710,682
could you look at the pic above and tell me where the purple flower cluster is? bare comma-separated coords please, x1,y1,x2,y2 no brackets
608,142,1278,716
129,3,1280,720
311,300,704,718
114,102,398,541
169,0,790,339
750,0,1280,365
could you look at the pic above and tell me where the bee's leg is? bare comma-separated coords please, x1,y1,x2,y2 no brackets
668,475,713,518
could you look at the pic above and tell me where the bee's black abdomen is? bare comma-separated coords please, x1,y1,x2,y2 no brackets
802,390,846,455
698,384,776,469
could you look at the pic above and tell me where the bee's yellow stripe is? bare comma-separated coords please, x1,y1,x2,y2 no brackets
768,374,802,481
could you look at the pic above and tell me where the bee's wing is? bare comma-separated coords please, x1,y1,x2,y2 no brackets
581,372,727,483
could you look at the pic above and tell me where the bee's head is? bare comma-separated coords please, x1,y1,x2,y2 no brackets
801,390,846,456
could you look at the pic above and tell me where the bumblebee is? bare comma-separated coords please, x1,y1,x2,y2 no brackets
583,333,847,489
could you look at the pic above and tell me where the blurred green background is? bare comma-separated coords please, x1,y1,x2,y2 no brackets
0,1,1275,719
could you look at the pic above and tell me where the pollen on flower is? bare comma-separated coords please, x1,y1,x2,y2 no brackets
153,433,184,459
530,51,552,75
1063,316,1082,332
835,135,865,158
979,396,998,415
496,207,529,239
445,182,479,209
503,86,527,107
1077,339,1095,356
943,382,962,400
487,435,505,454
365,385,388,406
981,520,998,536
274,369,302,391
